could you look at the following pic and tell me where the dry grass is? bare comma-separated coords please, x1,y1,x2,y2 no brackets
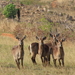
0,2,75,74
40,0,67,3
0,35,75,75
0,19,18,32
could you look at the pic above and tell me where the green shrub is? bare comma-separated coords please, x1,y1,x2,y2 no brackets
3,4,17,18
39,18,53,32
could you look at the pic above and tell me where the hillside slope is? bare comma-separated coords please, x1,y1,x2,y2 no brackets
0,0,75,41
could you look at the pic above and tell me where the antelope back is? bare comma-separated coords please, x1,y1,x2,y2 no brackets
29,42,39,54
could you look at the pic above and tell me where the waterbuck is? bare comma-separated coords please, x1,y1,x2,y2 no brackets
28,32,60,65
51,38,65,67
28,42,39,64
12,35,26,69
36,36,50,66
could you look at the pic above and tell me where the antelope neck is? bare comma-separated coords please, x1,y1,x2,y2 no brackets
38,41,43,55
19,42,24,51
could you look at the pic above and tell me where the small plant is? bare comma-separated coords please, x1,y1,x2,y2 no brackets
39,18,53,32
3,3,17,18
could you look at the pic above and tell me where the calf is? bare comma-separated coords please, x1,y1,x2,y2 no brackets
51,38,65,67
36,36,50,66
12,35,26,69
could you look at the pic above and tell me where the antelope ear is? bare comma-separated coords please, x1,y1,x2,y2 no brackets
16,37,20,40
56,33,60,37
22,35,26,40
62,38,66,42
36,36,39,40
43,37,46,40
50,33,53,37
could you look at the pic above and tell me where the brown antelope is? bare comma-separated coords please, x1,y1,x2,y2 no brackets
28,32,60,65
36,36,50,66
45,33,60,64
51,38,65,67
28,42,39,64
12,35,26,69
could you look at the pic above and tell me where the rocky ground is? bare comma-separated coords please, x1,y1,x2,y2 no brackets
0,0,75,40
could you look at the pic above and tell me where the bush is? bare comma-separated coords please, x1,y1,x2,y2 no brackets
39,18,53,32
3,4,17,18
